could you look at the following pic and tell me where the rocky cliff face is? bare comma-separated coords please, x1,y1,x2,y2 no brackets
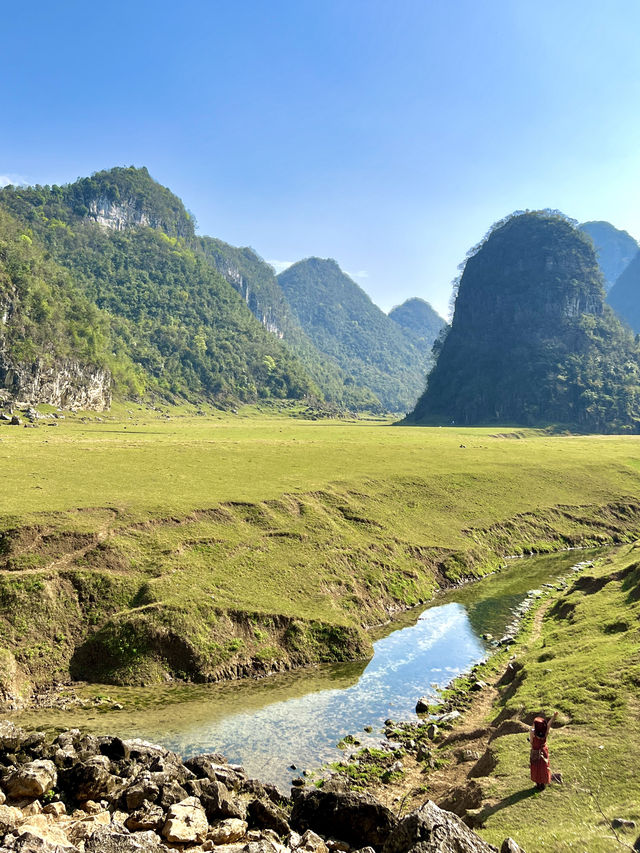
406,211,640,431
88,196,192,239
0,352,111,410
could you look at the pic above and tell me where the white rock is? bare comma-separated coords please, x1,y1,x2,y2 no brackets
162,796,208,844
208,817,248,844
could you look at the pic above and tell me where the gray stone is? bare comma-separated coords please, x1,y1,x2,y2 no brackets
382,800,498,853
500,840,525,853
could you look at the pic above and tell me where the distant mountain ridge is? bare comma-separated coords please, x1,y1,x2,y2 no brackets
608,252,640,333
406,211,640,432
580,220,639,290
278,258,430,412
388,297,446,347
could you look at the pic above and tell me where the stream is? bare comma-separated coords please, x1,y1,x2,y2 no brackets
20,550,591,790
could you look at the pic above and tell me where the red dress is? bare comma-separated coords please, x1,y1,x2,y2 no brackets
530,732,551,785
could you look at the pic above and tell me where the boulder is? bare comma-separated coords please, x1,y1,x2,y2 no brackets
5,761,57,799
247,797,290,836
298,829,329,853
0,805,24,835
124,779,160,810
291,789,397,850
382,800,497,853
415,698,431,714
157,779,188,808
0,722,28,753
500,840,525,853
84,827,165,852
208,818,248,844
199,778,246,821
125,803,165,831
162,796,208,844
60,757,115,801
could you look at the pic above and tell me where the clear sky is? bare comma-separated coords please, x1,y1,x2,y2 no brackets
2,0,640,318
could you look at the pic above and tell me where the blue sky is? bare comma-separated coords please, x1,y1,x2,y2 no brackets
2,0,640,317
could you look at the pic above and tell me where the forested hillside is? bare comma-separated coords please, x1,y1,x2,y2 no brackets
0,205,118,409
580,220,639,290
199,237,382,411
388,297,445,348
278,258,429,412
0,169,319,405
406,211,640,432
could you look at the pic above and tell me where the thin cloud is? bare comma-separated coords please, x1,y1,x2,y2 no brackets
268,259,295,274
345,269,369,279
0,173,28,187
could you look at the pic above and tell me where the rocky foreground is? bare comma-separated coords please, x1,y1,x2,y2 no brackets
0,721,524,853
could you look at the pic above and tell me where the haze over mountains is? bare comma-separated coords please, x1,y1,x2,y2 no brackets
0,167,443,414
580,220,639,290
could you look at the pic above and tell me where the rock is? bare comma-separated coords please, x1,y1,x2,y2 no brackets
207,818,248,844
42,804,65,817
455,750,481,764
199,779,246,821
84,826,165,852
291,789,397,849
158,779,188,808
0,721,29,753
426,724,440,740
0,790,5,806
60,757,115,801
612,818,636,829
382,800,497,853
124,779,159,810
437,711,461,726
17,815,75,850
326,839,351,852
298,829,329,853
470,681,486,692
5,761,57,799
500,840,525,853
162,796,208,844
0,805,24,834
125,803,164,831
247,798,290,836
10,416,21,426
415,698,431,714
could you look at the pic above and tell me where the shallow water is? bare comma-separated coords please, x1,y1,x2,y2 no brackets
22,550,591,790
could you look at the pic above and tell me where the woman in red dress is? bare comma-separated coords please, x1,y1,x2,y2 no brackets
530,711,557,790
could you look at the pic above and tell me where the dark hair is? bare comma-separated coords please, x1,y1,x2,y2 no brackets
533,716,548,737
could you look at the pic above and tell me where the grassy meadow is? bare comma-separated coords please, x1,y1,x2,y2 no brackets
1,403,640,690
471,544,640,852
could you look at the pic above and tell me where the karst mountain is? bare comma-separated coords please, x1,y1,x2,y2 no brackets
405,211,640,432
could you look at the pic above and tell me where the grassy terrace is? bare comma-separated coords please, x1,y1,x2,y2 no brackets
1,403,640,689
476,544,640,852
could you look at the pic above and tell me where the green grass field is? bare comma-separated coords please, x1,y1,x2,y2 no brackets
473,544,640,853
1,404,640,692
